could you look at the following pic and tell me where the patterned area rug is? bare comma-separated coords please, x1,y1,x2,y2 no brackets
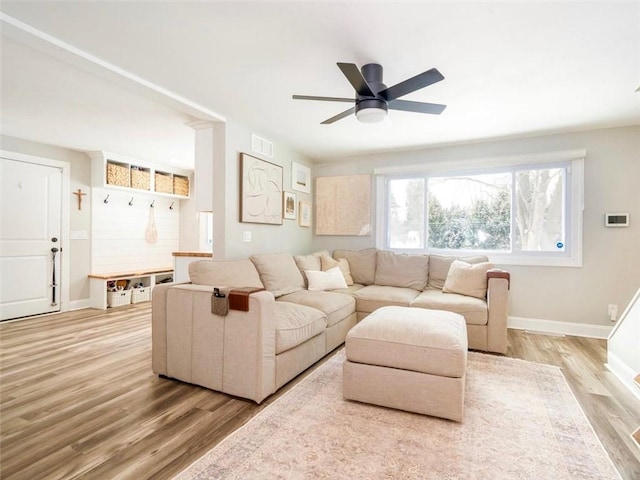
175,350,620,480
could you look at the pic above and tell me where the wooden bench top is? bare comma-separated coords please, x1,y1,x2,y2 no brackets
88,268,173,280
172,251,213,258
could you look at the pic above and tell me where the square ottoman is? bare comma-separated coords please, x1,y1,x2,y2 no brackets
343,305,468,421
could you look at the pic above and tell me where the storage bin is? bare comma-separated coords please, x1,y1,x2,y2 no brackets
106,161,130,187
131,287,151,304
155,172,173,194
130,166,151,190
173,175,190,196
107,289,132,308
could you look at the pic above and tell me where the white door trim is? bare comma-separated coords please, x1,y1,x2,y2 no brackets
1,149,71,313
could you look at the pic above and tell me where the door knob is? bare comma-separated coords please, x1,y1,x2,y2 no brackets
51,247,59,253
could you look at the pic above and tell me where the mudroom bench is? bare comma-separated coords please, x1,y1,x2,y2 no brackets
88,268,173,309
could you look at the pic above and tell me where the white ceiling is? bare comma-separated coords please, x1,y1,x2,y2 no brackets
1,2,639,169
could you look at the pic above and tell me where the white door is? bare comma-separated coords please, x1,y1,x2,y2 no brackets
0,158,63,321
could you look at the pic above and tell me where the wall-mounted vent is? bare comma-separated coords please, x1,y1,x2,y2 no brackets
251,134,274,158
605,212,629,227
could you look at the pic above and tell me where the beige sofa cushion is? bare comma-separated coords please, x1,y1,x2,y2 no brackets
275,302,326,355
278,290,356,328
427,255,489,290
294,253,321,275
251,253,305,297
294,250,331,286
346,306,467,378
352,285,420,314
410,289,488,326
443,260,493,299
333,248,377,285
375,250,429,291
189,259,264,288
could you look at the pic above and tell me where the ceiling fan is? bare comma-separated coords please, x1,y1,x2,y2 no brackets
293,62,446,124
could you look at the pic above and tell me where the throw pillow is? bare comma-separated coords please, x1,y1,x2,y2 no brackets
320,255,354,285
443,260,493,299
305,267,348,291
427,255,489,290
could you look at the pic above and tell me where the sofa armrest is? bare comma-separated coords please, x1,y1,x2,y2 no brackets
153,284,277,403
151,281,190,375
487,269,510,289
486,269,510,354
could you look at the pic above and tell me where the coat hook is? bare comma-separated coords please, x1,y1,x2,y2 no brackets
169,202,174,210
150,200,155,208
103,194,110,204
129,197,134,206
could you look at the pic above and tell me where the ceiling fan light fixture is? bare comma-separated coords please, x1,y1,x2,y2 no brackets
355,98,388,123
356,107,387,123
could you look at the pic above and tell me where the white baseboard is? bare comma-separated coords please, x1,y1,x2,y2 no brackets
606,351,640,401
67,299,90,311
508,316,613,339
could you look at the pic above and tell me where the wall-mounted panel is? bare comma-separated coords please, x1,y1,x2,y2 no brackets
315,174,371,236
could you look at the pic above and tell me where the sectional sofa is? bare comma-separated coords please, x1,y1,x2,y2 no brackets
152,249,510,403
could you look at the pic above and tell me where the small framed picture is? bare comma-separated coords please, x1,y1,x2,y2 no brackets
299,202,311,227
283,191,297,220
291,162,311,194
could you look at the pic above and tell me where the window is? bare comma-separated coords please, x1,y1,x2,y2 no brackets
378,151,584,266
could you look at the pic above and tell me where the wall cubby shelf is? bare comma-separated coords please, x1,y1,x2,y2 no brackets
89,151,191,198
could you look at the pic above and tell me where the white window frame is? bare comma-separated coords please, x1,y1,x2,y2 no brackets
375,149,585,267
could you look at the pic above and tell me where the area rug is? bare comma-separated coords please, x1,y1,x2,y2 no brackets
175,350,621,480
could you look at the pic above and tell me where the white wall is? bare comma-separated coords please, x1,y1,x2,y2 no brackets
91,187,179,273
312,126,640,328
212,119,315,260
1,135,91,303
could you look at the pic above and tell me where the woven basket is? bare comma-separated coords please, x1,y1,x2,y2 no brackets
155,172,173,194
106,162,130,187
130,167,150,191
173,175,190,196
107,289,131,308
131,287,150,304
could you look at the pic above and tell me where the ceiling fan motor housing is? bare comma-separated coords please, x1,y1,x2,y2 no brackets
359,63,386,96
356,63,388,117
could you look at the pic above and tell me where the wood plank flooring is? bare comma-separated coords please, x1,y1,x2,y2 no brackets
1,304,639,479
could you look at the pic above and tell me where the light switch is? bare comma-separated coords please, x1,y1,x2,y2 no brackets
243,231,252,242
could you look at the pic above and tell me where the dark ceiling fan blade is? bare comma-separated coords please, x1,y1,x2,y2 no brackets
388,99,447,115
337,63,374,97
320,106,356,124
292,95,355,103
379,68,445,101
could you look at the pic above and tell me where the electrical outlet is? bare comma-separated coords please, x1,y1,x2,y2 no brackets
607,304,618,322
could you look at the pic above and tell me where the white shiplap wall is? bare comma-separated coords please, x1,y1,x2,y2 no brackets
91,187,180,274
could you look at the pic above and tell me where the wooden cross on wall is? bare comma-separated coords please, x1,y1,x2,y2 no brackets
73,189,87,210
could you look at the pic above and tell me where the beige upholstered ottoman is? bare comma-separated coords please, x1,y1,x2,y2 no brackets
343,306,468,421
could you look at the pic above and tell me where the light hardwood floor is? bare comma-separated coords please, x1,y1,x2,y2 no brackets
1,304,639,479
